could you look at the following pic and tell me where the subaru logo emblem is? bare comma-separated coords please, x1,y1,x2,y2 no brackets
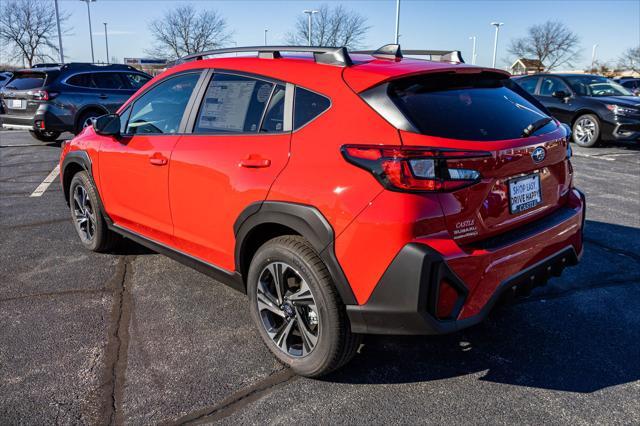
531,147,546,163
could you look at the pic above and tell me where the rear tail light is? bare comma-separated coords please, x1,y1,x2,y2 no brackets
28,90,54,101
341,145,490,192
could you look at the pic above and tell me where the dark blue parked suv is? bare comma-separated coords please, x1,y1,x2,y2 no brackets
0,63,151,142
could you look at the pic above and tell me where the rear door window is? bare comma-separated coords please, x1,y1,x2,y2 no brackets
5,72,46,90
66,73,96,88
123,73,150,90
126,72,200,135
388,72,556,141
92,72,127,90
261,84,286,132
293,88,330,129
516,77,538,95
193,73,274,133
539,77,569,97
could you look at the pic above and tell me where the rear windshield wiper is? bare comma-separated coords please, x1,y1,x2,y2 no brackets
522,117,553,138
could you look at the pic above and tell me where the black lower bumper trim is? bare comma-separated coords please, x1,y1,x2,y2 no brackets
347,244,579,335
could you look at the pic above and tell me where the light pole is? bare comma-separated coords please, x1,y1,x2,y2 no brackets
264,29,268,46
469,36,477,65
303,10,318,46
591,44,598,71
54,0,64,63
490,22,504,68
394,0,401,44
103,23,109,63
80,0,97,63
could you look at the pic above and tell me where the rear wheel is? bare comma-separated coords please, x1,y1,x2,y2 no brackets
247,236,361,377
572,114,600,147
69,171,119,252
29,130,61,142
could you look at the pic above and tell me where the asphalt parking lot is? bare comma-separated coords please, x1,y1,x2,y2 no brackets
1,129,639,424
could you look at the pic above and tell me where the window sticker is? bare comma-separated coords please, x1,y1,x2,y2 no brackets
198,80,256,131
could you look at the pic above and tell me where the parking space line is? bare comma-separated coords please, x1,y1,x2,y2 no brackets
30,164,60,197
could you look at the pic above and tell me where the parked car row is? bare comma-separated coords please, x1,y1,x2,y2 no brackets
513,73,640,147
0,63,150,142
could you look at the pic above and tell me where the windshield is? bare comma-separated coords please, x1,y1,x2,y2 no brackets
4,72,46,90
565,76,632,97
388,73,556,141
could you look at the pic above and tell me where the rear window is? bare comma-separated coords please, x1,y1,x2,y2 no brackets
5,72,46,90
388,73,556,141
294,88,330,129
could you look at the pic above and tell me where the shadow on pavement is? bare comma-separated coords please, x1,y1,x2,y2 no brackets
326,220,640,393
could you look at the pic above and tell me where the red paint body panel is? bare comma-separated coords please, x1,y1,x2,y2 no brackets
169,133,290,271
98,133,179,245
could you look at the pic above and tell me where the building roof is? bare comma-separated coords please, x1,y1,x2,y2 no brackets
511,58,545,69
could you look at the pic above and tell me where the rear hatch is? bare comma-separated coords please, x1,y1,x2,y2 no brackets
1,70,53,117
360,69,572,245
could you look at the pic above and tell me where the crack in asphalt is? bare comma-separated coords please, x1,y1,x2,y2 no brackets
0,217,70,230
583,237,640,262
516,275,640,305
0,288,108,303
101,255,135,425
165,368,297,425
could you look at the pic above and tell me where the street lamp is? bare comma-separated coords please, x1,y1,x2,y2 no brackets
54,0,64,63
80,0,97,63
394,0,401,44
103,23,109,63
264,28,268,46
469,36,477,65
591,44,599,71
490,22,504,68
303,10,319,46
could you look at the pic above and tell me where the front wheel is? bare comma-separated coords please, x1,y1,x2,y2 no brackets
69,171,119,252
29,129,61,142
247,236,361,377
572,114,600,147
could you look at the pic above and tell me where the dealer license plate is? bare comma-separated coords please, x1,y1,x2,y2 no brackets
509,173,542,214
8,99,25,109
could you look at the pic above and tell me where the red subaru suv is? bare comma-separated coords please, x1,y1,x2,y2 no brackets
60,45,585,377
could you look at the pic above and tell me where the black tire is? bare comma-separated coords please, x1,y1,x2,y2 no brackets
75,111,102,134
247,235,361,377
572,113,600,147
29,130,61,142
69,171,119,252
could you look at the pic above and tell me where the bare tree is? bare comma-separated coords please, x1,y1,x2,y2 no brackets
286,4,370,48
618,46,640,73
148,4,232,59
0,0,68,67
508,21,580,71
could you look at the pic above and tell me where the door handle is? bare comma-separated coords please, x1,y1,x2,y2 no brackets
98,94,108,99
149,153,168,166
239,155,271,168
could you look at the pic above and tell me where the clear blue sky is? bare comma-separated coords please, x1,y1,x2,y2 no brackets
57,0,639,70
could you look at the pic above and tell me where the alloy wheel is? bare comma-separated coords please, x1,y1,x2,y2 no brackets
574,117,596,145
72,184,96,242
83,116,97,128
256,262,320,357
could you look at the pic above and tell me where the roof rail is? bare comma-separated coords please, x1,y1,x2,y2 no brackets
178,46,353,67
58,62,139,71
352,44,403,60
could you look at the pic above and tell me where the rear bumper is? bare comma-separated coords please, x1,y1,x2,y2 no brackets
1,107,71,133
347,188,585,335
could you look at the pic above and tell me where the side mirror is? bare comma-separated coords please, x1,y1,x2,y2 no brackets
552,90,570,100
93,114,121,137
